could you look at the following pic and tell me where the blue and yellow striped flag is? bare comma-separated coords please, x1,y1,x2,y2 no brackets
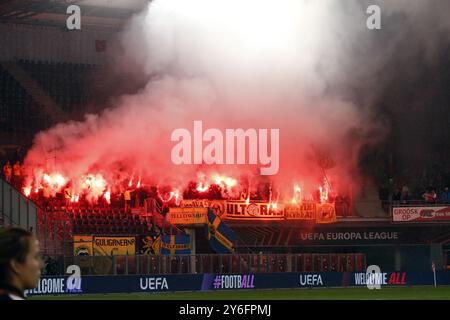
206,209,236,253
160,234,191,255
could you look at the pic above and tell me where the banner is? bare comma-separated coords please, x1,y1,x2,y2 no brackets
315,203,337,224
392,205,450,222
224,200,336,223
167,207,208,225
284,203,317,220
292,225,450,245
180,199,226,217
224,201,285,220
206,209,236,253
73,235,93,256
92,236,136,256
152,235,161,255
137,235,161,255
26,271,450,296
170,200,336,224
73,235,113,274
160,234,191,255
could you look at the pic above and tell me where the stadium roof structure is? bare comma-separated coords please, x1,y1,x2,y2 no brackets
0,0,148,29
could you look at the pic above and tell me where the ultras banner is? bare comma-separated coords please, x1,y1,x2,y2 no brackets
173,200,336,224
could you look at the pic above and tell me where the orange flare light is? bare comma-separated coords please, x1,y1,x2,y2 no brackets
196,183,209,192
104,190,111,204
23,187,31,197
214,175,237,188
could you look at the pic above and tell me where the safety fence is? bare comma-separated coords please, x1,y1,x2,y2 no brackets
42,253,366,276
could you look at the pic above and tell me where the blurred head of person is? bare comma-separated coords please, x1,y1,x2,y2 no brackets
0,227,43,298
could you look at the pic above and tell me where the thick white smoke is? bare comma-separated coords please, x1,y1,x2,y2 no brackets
25,0,450,198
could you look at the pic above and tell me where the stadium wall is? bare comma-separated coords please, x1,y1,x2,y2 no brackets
0,23,115,65
26,271,450,296
0,178,38,234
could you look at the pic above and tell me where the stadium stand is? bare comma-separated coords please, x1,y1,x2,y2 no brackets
1,2,450,291
17,59,95,114
0,64,35,132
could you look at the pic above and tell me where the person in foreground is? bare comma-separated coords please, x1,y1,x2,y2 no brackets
0,227,43,300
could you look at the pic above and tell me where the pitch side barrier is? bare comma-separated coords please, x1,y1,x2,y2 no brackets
26,271,450,296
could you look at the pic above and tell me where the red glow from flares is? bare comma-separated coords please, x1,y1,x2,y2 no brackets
43,173,66,191
22,159,338,208
196,182,209,192
83,174,107,194
319,177,330,204
104,190,111,204
214,175,237,189
163,189,181,205
70,194,80,203
23,187,31,197
136,173,142,188
291,184,302,204
172,189,180,201
28,170,111,204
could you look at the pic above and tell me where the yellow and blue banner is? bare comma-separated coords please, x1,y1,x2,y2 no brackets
73,235,93,256
206,209,236,253
160,234,191,255
152,235,162,255
92,236,136,256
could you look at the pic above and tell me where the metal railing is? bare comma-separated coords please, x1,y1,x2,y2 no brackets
44,253,366,276
379,200,450,217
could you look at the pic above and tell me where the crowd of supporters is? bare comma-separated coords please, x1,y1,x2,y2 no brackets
379,183,450,205
1,159,22,189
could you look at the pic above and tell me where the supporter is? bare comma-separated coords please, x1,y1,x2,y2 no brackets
2,161,12,183
138,188,147,207
43,256,57,275
422,187,437,204
378,184,389,201
440,186,450,204
334,195,344,216
378,184,390,213
63,184,72,206
392,188,401,202
343,195,352,216
12,161,21,188
401,184,410,204
124,189,131,211
42,185,51,207
240,189,248,201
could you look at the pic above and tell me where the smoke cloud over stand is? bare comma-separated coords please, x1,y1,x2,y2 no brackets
24,0,450,199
